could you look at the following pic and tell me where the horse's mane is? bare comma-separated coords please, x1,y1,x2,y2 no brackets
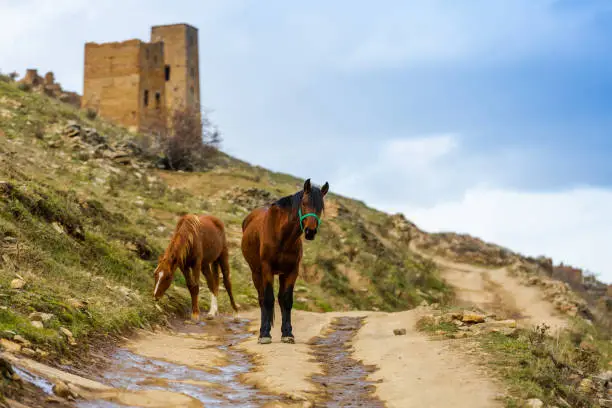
272,187,325,214
162,214,200,268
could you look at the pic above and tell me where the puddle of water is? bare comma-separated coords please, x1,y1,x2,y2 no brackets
310,316,384,408
79,316,279,408
13,366,55,395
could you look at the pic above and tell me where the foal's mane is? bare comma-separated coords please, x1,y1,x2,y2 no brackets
162,214,200,268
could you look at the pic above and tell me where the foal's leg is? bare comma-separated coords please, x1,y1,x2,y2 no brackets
258,262,275,344
202,263,219,319
278,270,298,343
185,265,201,322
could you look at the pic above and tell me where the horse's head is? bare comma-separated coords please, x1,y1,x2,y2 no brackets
299,179,329,241
153,255,175,300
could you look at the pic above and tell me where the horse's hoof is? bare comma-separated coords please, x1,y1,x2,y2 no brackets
281,336,295,344
258,337,272,344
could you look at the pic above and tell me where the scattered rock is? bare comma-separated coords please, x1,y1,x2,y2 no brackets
461,312,486,324
67,298,87,310
53,380,75,399
31,321,44,329
10,278,25,290
599,399,612,408
0,339,22,353
526,398,544,408
35,348,49,359
393,328,407,336
20,348,36,358
29,312,55,323
59,327,77,345
45,395,64,404
13,335,31,348
579,378,595,394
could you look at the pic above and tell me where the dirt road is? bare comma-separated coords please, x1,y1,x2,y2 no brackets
8,251,567,408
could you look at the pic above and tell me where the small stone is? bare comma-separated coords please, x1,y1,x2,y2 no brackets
579,378,595,394
67,298,86,310
0,339,22,353
434,330,447,336
31,321,44,329
51,222,64,234
29,312,54,322
53,380,74,399
13,335,31,347
45,396,63,404
461,312,486,324
20,348,36,358
10,279,25,290
599,399,612,408
36,348,49,358
393,328,407,336
526,398,544,408
59,327,73,338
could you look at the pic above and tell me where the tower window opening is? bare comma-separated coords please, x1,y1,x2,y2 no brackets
165,65,171,81
144,90,149,107
155,92,161,109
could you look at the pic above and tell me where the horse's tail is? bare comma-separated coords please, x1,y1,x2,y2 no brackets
166,214,200,268
219,248,238,312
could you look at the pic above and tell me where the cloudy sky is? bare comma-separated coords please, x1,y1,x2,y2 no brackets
2,0,612,280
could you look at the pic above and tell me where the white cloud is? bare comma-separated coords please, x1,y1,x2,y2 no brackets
401,187,612,282
332,134,612,282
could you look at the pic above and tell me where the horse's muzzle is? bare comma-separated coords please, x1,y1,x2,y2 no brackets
304,227,317,241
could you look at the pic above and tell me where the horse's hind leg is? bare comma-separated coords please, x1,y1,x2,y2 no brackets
202,263,219,319
279,269,298,343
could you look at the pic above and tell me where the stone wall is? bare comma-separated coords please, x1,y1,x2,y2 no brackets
82,39,143,132
18,69,81,108
150,24,201,116
138,42,167,134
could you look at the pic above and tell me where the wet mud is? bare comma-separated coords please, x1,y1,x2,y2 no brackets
309,316,384,408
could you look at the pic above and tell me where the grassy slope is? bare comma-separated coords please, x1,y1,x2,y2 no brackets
0,79,451,357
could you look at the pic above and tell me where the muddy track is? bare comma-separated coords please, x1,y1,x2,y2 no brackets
309,316,384,408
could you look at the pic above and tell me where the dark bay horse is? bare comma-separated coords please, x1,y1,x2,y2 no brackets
153,214,238,320
241,179,329,344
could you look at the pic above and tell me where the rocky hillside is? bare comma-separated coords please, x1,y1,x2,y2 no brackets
412,227,612,331
0,76,453,362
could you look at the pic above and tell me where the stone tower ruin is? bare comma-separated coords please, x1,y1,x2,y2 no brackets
82,23,201,134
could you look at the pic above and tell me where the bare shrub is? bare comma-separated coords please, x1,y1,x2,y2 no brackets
85,108,97,120
158,104,220,171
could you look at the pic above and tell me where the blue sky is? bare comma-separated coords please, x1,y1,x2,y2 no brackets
2,0,612,280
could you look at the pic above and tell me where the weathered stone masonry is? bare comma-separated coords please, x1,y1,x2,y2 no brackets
82,23,201,134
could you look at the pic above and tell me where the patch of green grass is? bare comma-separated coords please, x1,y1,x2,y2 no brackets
480,322,607,408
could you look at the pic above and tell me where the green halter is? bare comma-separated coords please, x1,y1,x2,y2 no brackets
298,208,321,231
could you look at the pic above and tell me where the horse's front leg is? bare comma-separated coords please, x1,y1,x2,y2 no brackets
279,269,298,343
258,261,275,344
187,264,202,322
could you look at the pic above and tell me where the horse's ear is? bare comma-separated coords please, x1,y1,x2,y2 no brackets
321,182,329,196
303,179,311,193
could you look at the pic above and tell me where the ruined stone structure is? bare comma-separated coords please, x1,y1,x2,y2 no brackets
18,69,81,108
82,24,201,134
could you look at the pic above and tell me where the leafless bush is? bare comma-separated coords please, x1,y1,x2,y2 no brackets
158,105,221,171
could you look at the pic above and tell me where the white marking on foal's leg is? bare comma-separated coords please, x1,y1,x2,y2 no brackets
207,294,218,319
154,272,164,297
